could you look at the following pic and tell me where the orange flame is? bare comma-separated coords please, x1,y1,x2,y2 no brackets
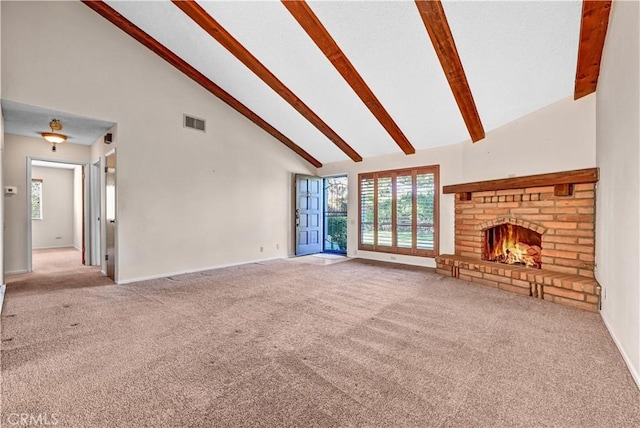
485,224,541,268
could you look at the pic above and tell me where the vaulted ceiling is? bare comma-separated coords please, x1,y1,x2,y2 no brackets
84,0,611,167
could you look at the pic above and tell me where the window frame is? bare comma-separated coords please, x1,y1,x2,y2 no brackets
31,178,43,221
358,165,439,257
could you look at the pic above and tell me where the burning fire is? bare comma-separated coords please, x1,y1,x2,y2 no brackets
485,224,542,268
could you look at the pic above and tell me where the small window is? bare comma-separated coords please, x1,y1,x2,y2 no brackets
32,179,43,220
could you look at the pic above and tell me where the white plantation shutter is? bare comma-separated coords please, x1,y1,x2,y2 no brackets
416,173,436,251
360,177,375,246
396,174,413,249
376,176,393,247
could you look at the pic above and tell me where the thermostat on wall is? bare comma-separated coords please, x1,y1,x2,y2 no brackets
4,186,17,195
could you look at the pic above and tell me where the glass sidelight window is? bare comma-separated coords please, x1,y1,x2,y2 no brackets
324,176,348,254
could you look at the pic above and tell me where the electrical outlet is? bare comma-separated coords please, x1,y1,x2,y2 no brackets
260,246,264,253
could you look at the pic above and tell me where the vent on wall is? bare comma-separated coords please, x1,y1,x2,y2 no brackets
184,114,206,132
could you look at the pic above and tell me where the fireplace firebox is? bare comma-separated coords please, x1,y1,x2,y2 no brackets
484,223,542,269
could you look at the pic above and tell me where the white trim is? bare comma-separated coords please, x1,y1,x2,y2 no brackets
0,284,5,316
601,312,640,391
116,256,282,285
90,159,102,266
5,270,28,276
32,245,77,250
26,157,32,272
27,157,91,272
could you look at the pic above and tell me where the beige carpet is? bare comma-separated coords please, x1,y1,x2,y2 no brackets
7,248,113,294
2,251,639,427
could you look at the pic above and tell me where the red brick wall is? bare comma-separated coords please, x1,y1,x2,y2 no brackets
454,183,595,277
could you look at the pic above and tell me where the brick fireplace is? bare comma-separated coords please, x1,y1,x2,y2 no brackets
436,168,601,312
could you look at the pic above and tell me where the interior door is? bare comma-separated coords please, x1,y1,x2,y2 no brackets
105,152,116,280
296,175,323,256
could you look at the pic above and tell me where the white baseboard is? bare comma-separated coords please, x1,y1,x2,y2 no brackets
116,256,282,285
6,269,28,276
601,312,640,391
0,284,5,316
354,250,436,268
33,245,76,250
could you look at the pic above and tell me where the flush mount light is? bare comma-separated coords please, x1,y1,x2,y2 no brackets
42,119,67,151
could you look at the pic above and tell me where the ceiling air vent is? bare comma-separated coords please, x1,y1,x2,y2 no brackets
184,114,206,132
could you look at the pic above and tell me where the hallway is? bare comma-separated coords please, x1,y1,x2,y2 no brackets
6,247,113,294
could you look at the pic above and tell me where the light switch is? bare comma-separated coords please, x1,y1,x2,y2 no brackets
4,186,17,195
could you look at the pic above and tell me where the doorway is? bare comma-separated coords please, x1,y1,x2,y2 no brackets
27,159,89,272
105,151,116,281
295,174,348,256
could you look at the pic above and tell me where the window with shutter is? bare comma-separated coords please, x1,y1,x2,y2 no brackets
360,177,375,246
358,165,439,257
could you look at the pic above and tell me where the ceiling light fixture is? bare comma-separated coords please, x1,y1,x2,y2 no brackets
42,119,67,152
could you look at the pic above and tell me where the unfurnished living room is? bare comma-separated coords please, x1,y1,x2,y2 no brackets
0,1,639,427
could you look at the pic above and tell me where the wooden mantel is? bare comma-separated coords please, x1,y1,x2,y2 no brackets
443,168,599,199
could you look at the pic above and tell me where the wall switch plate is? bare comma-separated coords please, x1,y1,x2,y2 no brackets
4,186,17,195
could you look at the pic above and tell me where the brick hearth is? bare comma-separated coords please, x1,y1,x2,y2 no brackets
437,169,601,312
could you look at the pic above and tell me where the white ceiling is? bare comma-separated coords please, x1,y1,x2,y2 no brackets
104,0,583,165
1,100,116,146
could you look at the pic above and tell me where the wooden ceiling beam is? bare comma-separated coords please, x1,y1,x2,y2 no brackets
82,1,322,168
574,0,613,100
283,0,415,155
415,0,485,143
173,0,363,162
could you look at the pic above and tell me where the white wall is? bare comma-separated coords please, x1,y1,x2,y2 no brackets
0,1,4,287
595,0,640,387
3,135,91,273
73,166,83,250
31,166,75,250
460,95,596,183
2,1,316,282
319,94,596,268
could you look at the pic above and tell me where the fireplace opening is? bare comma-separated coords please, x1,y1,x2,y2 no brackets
484,223,542,268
